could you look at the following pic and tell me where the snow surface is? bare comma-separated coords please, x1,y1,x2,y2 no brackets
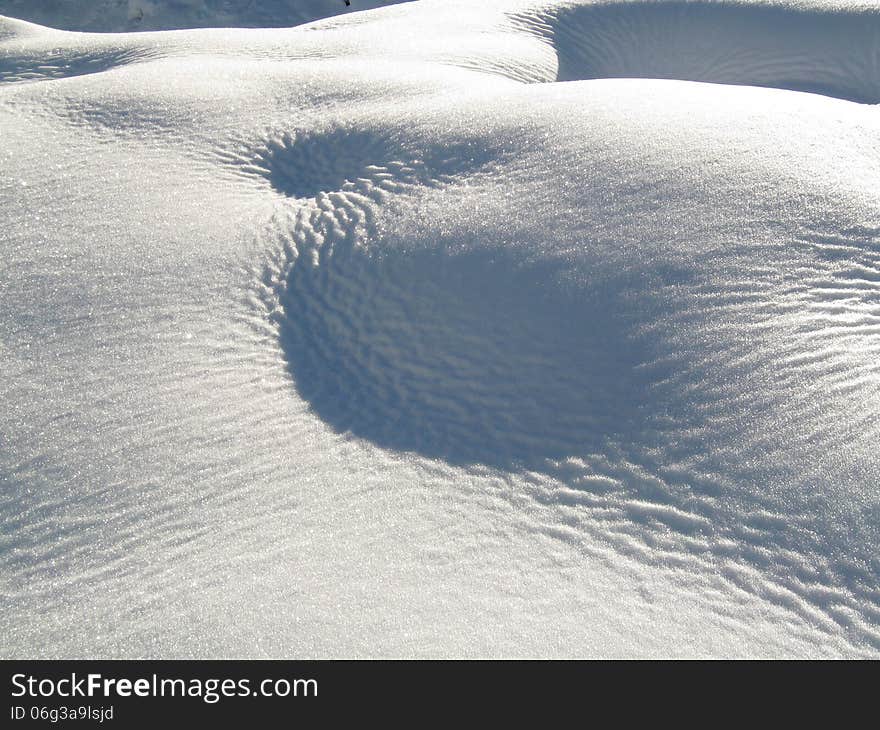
0,1,411,32
1,0,880,657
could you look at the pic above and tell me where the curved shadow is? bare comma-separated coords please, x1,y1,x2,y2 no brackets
518,1,880,104
251,130,398,199
0,46,151,85
228,128,499,201
277,241,676,469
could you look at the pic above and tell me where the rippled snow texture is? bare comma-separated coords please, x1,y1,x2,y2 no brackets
1,0,880,657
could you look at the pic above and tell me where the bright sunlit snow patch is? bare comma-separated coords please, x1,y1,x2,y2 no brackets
1,0,879,657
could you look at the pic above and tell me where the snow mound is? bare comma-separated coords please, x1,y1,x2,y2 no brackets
2,0,880,658
0,1,412,32
514,0,880,103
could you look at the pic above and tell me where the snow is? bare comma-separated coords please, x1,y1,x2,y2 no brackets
1,0,879,657
0,1,412,32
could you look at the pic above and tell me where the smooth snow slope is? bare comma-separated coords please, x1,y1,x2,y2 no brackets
1,0,879,657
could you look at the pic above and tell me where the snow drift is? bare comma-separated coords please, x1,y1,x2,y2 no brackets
0,1,412,32
1,0,879,657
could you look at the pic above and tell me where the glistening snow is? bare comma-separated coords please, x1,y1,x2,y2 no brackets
1,0,879,657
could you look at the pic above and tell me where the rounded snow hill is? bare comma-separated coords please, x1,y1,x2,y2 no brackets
0,0,414,32
1,0,879,657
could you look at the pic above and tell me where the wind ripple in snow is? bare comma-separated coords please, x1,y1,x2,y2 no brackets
232,98,880,649
215,129,494,201
513,0,880,103
0,18,158,85
3,0,880,657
